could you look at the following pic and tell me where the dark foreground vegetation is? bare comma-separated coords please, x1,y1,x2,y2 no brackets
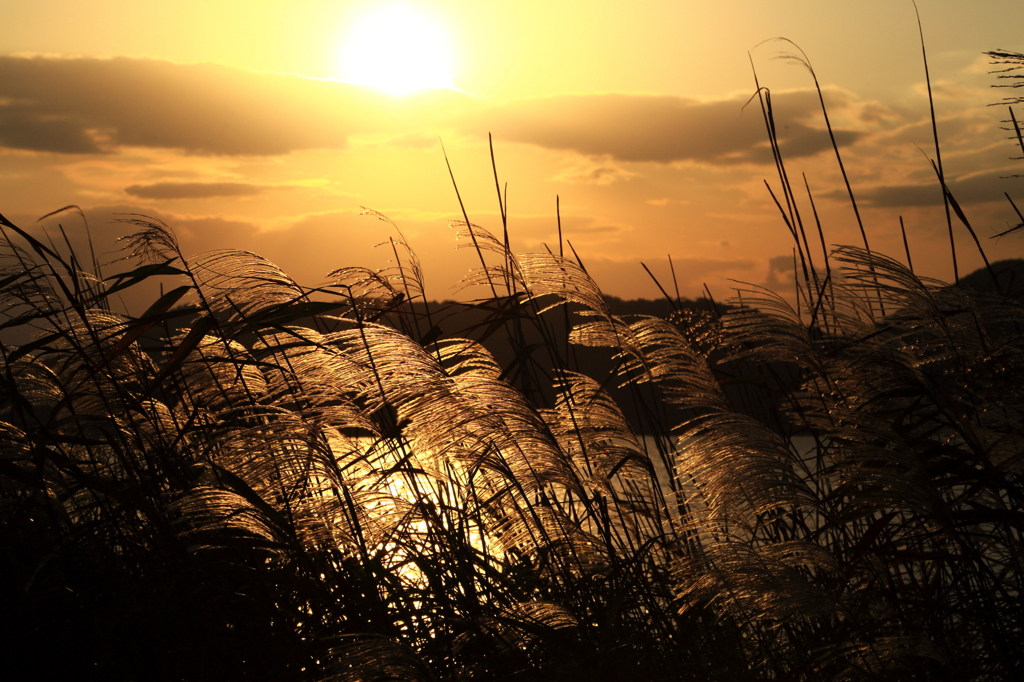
2,46,1024,682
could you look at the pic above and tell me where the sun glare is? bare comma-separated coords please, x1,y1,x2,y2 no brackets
339,2,456,96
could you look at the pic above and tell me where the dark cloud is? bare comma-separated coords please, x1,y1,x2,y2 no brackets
0,102,105,153
124,182,271,199
0,56,862,165
0,55,471,155
846,170,1021,208
460,90,861,165
764,254,798,289
552,159,636,185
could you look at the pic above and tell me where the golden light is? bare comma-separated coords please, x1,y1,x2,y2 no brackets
339,2,456,96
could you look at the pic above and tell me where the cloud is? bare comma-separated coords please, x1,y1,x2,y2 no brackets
460,90,862,165
0,102,106,153
764,254,798,289
552,157,637,185
847,170,1021,207
0,55,471,155
0,55,870,169
124,182,273,199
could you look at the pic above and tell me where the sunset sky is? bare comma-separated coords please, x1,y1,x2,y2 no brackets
2,0,1023,301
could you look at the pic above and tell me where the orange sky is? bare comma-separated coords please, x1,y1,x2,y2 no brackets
2,0,1024,302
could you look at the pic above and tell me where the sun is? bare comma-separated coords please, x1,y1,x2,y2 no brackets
339,2,456,96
